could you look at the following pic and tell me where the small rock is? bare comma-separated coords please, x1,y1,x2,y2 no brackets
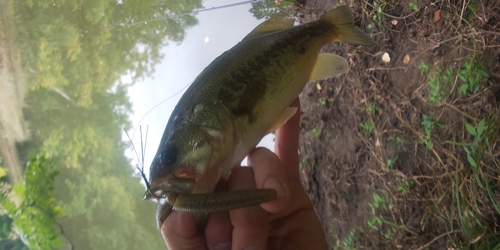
403,54,410,64
316,83,322,91
433,10,442,23
382,52,391,63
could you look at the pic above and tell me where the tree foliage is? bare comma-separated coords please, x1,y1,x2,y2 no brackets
249,0,295,20
0,154,63,249
20,82,165,249
15,0,201,106
9,0,205,248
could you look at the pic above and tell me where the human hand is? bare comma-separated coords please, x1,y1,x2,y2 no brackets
161,99,327,249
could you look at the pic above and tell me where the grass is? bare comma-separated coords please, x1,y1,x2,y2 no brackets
448,153,500,249
417,60,430,75
397,180,413,194
360,121,374,133
318,97,328,106
300,0,500,248
333,228,357,250
418,56,488,104
440,118,500,248
312,128,322,140
420,114,443,150
427,67,445,104
386,156,398,169
457,56,489,95
388,135,404,145
369,2,496,248
367,191,398,239
463,119,486,167
366,103,379,115
466,0,479,21
441,118,499,248
365,0,386,29
408,0,418,12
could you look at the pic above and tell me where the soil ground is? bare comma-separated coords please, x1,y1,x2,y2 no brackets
296,0,500,249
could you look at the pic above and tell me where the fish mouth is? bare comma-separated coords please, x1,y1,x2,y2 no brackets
154,188,278,230
145,164,201,200
149,164,278,230
144,176,196,200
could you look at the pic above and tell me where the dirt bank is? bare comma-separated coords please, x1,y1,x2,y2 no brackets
298,0,500,249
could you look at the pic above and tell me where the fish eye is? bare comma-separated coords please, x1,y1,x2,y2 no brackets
160,144,178,166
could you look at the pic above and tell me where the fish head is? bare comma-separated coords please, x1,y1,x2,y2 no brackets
146,124,216,199
145,102,236,229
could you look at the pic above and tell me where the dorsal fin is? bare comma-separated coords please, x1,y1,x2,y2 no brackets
243,17,295,39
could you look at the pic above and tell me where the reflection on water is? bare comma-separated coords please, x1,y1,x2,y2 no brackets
0,0,291,249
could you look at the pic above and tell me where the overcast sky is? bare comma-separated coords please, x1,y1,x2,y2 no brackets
126,0,275,173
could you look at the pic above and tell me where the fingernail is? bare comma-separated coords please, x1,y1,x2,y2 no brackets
263,177,286,198
214,242,231,250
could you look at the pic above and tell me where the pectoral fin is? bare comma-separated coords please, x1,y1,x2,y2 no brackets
309,53,348,81
265,107,298,134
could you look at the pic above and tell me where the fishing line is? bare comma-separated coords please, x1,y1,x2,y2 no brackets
130,0,267,139
127,0,269,172
126,125,155,193
126,0,264,26
131,82,189,141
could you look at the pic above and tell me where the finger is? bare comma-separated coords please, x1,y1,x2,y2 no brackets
161,211,207,250
205,179,232,250
227,167,268,250
205,211,232,250
271,98,313,218
274,98,301,180
248,147,291,213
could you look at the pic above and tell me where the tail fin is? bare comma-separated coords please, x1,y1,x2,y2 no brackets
321,6,376,46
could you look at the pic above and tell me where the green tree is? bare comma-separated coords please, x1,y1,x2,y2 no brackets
15,0,201,106
0,154,63,249
11,0,204,248
21,83,164,249
249,0,295,20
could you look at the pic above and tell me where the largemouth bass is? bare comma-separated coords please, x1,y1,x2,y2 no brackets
144,5,375,229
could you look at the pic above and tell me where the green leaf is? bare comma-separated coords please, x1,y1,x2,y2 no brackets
478,69,489,78
458,84,469,94
427,140,433,149
458,71,467,81
477,119,485,136
465,123,477,136
467,152,478,168
0,168,6,178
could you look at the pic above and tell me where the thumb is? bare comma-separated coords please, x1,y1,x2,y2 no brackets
161,211,207,250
